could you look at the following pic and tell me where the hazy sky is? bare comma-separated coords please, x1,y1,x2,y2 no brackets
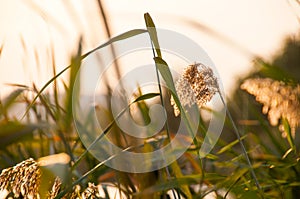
0,0,299,97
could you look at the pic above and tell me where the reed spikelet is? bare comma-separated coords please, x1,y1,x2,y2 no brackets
241,77,300,137
52,182,100,199
0,158,41,199
0,158,102,199
0,154,91,199
48,177,62,199
64,185,81,199
81,183,101,199
171,63,218,116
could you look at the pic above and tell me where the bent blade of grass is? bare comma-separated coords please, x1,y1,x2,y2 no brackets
132,92,160,103
217,135,247,155
282,117,296,153
144,13,162,58
145,16,183,199
0,89,25,117
145,14,191,197
21,29,147,120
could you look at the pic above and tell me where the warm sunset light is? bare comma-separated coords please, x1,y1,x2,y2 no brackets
0,1,299,198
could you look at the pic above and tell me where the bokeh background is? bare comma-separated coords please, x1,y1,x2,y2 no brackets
0,0,299,97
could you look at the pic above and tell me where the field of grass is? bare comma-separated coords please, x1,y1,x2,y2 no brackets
0,5,299,199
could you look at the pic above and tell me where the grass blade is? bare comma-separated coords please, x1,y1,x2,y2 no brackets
144,13,162,58
217,135,247,155
282,117,296,152
21,29,147,119
0,89,24,117
132,92,160,103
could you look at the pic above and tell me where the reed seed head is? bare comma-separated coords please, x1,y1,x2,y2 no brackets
241,77,300,137
48,177,61,199
0,156,110,199
0,158,41,199
81,183,101,199
171,63,219,116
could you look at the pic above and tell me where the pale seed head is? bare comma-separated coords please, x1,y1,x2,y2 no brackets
241,77,300,137
0,158,40,199
171,63,219,116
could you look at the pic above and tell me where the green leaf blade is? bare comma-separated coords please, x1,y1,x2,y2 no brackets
144,13,162,58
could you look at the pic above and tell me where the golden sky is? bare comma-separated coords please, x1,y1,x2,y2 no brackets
0,0,299,97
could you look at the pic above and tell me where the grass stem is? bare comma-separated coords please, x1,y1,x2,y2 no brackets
218,89,262,193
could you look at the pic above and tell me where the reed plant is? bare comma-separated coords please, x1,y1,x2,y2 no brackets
0,7,299,199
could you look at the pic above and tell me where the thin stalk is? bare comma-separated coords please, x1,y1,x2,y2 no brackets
96,0,122,83
149,43,172,143
149,41,178,199
218,89,262,192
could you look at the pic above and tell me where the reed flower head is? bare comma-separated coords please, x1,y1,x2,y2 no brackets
171,63,219,116
48,177,62,199
0,158,41,199
0,154,74,199
81,183,101,199
47,177,101,199
241,77,300,137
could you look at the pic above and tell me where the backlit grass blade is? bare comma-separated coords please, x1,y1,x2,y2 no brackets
132,92,160,103
144,13,162,58
282,117,296,152
21,29,147,119
217,135,247,155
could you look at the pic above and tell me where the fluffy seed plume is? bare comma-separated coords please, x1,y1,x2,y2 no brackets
171,63,219,116
241,77,300,137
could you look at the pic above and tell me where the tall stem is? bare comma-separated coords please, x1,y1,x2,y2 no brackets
218,89,261,191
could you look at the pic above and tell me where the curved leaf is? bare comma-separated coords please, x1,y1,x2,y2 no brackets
22,29,147,119
132,92,160,103
144,13,162,58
